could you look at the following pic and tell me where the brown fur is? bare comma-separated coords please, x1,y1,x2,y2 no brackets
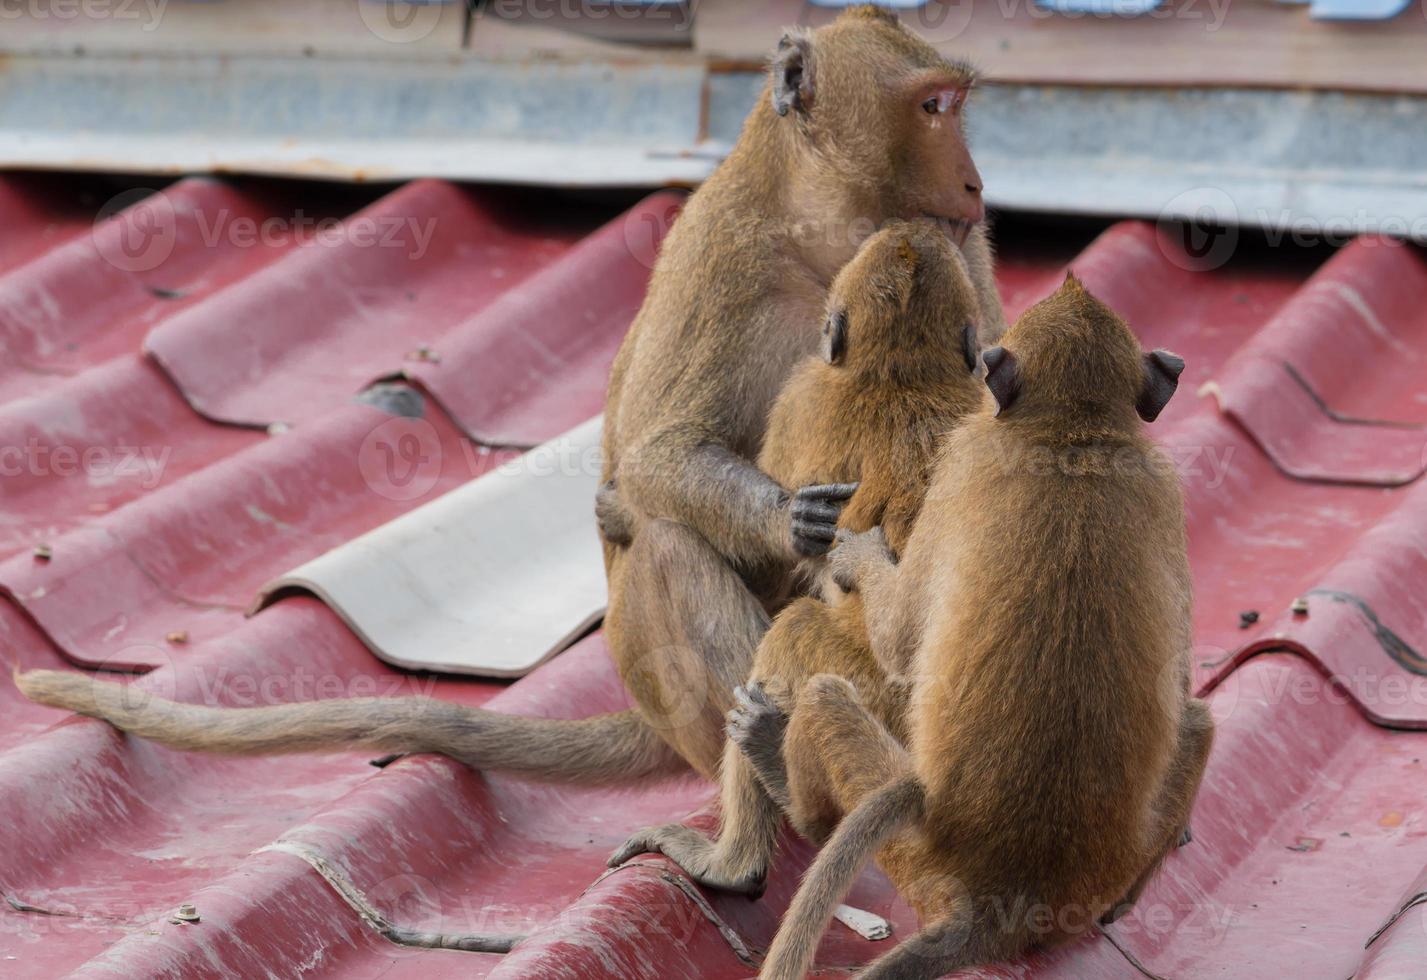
14,8,1004,792
606,221,987,894
759,223,987,559
12,668,679,784
730,277,1211,979
601,6,1001,782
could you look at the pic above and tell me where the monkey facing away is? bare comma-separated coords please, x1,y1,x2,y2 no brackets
16,7,1005,793
607,219,989,894
728,277,1211,979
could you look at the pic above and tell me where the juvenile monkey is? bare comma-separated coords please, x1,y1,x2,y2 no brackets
16,8,1004,789
759,225,985,573
607,220,988,893
728,277,1212,979
600,219,984,581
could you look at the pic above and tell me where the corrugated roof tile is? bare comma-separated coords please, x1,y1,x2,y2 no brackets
3,172,1426,978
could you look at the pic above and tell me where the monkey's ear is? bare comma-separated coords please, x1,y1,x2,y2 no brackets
982,346,1019,415
960,323,979,374
822,309,848,364
1136,349,1185,422
771,31,814,117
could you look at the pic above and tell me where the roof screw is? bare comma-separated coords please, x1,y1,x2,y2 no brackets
171,903,200,924
267,422,291,436
1290,596,1310,616
1238,610,1259,629
166,631,190,645
406,344,440,364
32,544,52,561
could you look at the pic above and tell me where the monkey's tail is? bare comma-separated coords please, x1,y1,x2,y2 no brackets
14,669,684,785
760,776,926,980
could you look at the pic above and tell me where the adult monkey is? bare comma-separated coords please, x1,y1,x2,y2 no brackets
16,7,1002,785
598,6,1001,777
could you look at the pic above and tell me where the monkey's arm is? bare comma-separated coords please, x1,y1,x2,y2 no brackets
835,473,889,537
619,424,855,567
963,223,1008,344
828,528,919,677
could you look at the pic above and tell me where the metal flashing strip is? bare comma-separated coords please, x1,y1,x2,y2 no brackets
1,48,1424,237
254,417,607,678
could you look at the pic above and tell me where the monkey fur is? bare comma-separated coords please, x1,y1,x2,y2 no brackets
607,219,990,894
16,7,1004,794
729,276,1211,979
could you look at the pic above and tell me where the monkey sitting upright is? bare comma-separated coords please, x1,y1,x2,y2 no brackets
607,219,989,895
720,275,1211,980
15,7,1005,789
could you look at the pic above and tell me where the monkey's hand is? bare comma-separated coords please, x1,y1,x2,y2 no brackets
828,526,894,592
594,479,635,547
787,482,859,558
607,823,768,897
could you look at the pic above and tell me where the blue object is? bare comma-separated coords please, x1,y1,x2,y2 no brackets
1304,0,1411,20
1033,0,1166,14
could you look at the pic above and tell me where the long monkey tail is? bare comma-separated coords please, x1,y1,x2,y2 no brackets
14,669,684,785
760,776,926,980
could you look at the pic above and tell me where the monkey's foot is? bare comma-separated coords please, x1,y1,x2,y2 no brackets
726,682,789,755
607,823,767,896
1177,826,1193,848
727,683,792,809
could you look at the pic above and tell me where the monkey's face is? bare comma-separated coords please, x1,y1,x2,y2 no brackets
892,75,985,243
821,220,983,381
772,11,984,240
981,276,1185,425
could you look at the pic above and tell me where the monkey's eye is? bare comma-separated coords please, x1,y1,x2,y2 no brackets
923,89,967,115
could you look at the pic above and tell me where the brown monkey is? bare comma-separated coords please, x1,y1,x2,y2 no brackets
16,8,1004,789
726,276,1212,979
598,218,986,581
594,5,1001,779
606,219,988,893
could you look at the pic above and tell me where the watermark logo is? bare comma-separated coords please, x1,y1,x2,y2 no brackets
92,190,440,272
491,432,602,480
901,0,977,43
0,438,173,490
367,872,446,931
93,188,177,273
1156,187,1240,272
1157,185,1427,270
358,416,444,501
623,644,715,737
78,644,180,719
622,197,683,272
485,0,696,33
358,0,444,43
0,0,169,32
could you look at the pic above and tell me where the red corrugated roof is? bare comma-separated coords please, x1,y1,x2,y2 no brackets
2,173,1426,979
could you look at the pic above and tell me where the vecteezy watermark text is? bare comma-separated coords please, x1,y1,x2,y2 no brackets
0,439,171,490
0,0,167,31
93,188,440,274
189,209,437,260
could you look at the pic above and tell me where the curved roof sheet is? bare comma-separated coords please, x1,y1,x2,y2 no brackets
2,173,1426,978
